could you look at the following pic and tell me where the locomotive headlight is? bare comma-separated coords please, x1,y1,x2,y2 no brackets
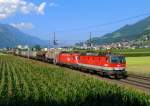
104,64,108,66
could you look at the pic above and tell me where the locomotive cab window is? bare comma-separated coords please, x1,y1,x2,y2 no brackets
110,56,125,63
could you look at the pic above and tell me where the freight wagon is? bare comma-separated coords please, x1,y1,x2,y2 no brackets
45,50,61,63
15,50,37,59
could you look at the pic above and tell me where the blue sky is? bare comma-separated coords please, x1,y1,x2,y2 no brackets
0,0,150,45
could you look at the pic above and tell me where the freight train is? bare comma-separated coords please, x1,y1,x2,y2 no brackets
14,50,127,78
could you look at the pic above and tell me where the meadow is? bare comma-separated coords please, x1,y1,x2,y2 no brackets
72,48,150,57
113,48,150,57
126,56,150,77
112,48,150,52
0,55,149,106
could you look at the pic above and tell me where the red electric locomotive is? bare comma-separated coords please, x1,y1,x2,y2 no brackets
57,52,127,78
57,53,79,67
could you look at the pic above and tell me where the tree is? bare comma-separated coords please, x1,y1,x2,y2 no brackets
34,45,41,51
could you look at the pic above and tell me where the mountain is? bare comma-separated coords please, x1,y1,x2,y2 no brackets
83,16,150,45
0,24,47,48
136,30,150,45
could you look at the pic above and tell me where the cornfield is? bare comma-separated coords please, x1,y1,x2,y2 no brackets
0,55,149,106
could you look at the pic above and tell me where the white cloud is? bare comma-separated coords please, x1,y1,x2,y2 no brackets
19,1,47,15
37,2,46,15
0,0,47,19
11,22,34,30
0,0,19,19
49,2,57,7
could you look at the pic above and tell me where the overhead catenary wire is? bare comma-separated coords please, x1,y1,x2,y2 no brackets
48,11,150,46
54,11,150,33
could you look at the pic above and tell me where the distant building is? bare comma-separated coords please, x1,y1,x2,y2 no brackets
42,48,48,51
24,45,29,49
17,45,22,49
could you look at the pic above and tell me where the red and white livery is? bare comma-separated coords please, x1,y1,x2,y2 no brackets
56,52,127,78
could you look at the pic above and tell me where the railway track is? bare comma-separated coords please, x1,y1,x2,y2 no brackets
128,74,150,81
80,71,150,91
119,74,150,91
83,71,150,91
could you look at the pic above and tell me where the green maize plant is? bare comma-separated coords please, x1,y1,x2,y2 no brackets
0,55,149,106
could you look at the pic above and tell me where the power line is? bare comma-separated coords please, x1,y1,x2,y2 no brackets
46,11,150,46
54,12,150,33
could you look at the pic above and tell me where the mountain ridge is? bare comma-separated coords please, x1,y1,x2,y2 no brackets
0,23,47,48
82,16,150,45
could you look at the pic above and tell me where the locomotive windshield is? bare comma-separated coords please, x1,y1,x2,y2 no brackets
110,56,125,63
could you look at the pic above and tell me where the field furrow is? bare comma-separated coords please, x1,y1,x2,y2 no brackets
13,60,30,100
0,58,4,83
2,61,9,98
7,61,13,97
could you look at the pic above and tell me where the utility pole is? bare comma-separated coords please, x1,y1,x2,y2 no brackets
28,47,30,59
53,32,56,46
13,35,16,54
89,32,92,49
53,32,58,48
53,32,58,64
